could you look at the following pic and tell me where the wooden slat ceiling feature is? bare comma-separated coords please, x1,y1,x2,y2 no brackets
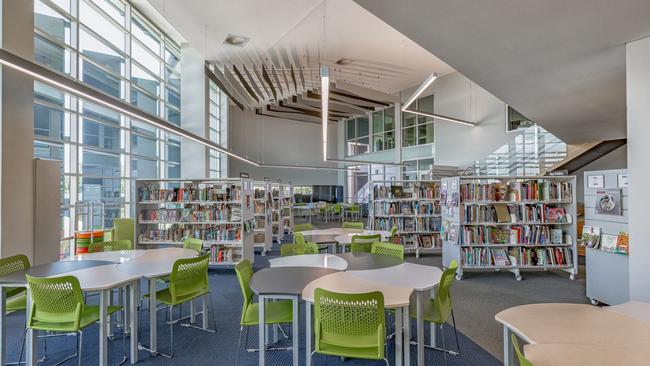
232,65,259,103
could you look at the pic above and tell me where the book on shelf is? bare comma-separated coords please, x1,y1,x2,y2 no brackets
138,224,242,242
416,234,442,249
462,204,568,224
391,185,404,198
600,234,618,252
616,232,629,254
510,247,573,267
209,244,237,264
492,249,511,266
581,226,601,249
460,180,573,202
138,183,242,202
462,225,568,246
494,203,510,223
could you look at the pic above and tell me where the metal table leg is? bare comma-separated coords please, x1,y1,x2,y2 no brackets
305,302,312,366
395,307,403,366
258,295,266,366
149,279,157,355
99,289,108,366
403,306,411,366
416,291,424,365
129,281,139,364
0,287,5,366
503,326,515,366
25,288,36,366
292,297,299,366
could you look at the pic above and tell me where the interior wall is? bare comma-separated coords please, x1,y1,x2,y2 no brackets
180,46,208,178
228,108,340,185
626,36,650,301
573,145,628,202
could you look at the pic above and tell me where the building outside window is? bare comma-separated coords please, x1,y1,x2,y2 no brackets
403,94,434,147
208,79,228,178
372,107,395,152
345,115,369,156
402,158,434,180
33,0,182,257
506,105,534,132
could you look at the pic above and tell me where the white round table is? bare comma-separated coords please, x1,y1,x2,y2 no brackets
268,254,348,270
299,228,390,253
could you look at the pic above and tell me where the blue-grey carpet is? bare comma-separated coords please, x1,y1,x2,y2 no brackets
4,237,500,365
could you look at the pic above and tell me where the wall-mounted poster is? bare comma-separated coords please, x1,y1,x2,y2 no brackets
617,173,629,188
588,175,604,188
595,189,622,216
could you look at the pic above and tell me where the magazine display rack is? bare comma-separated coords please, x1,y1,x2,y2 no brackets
441,176,577,281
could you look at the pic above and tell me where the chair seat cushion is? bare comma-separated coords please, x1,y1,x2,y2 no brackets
31,305,122,332
242,300,293,326
316,340,383,360
145,287,209,306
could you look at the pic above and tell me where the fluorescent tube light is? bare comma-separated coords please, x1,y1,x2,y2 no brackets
402,73,437,111
321,66,329,161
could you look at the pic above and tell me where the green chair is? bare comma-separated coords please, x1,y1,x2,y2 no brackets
234,260,293,365
0,254,30,313
111,218,134,249
18,275,124,366
280,242,320,256
348,204,361,221
389,225,398,243
371,242,405,260
312,288,388,364
145,253,215,358
408,260,460,366
293,232,306,245
293,223,313,233
88,239,131,253
331,203,342,222
350,234,381,253
342,222,364,229
511,334,534,366
183,237,204,252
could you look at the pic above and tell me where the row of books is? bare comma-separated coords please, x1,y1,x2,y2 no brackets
373,217,442,232
374,182,441,200
460,247,573,267
460,180,573,202
414,233,442,248
373,201,441,215
461,248,511,267
462,204,568,224
208,245,238,264
139,205,240,222
461,225,564,245
138,184,241,202
582,226,629,254
254,188,266,199
138,225,242,242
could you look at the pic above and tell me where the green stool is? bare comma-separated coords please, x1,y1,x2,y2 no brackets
408,260,461,366
350,234,381,253
312,288,388,364
371,242,405,260
18,275,124,366
234,260,293,365
144,253,215,358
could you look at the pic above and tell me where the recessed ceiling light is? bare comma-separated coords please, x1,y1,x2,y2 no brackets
335,58,353,65
223,34,250,47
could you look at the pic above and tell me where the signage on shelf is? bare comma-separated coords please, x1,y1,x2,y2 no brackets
547,169,568,176
239,172,250,178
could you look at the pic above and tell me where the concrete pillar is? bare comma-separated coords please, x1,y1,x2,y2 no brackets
180,45,207,178
0,0,35,259
626,36,650,301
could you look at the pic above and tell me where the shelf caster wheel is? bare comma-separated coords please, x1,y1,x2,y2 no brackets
589,298,599,306
515,275,522,281
570,274,576,280
455,274,463,281
261,250,267,257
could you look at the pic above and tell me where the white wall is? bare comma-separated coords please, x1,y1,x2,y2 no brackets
228,108,340,185
180,46,207,178
626,36,650,301
574,145,628,202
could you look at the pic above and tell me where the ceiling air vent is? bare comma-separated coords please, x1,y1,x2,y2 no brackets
223,34,250,47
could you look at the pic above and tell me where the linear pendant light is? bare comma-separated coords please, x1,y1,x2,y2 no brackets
401,72,476,127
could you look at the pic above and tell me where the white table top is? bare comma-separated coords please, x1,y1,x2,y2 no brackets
269,254,348,270
605,301,650,323
65,249,147,263
523,343,650,366
52,264,141,291
348,262,442,291
333,230,391,245
495,303,650,349
115,247,198,278
302,271,413,308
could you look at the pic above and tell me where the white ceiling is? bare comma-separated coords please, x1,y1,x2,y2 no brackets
353,0,650,144
143,0,454,94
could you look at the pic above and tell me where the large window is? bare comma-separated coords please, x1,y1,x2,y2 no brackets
345,116,369,156
208,80,228,178
33,0,182,257
402,158,434,180
372,107,395,152
403,94,434,147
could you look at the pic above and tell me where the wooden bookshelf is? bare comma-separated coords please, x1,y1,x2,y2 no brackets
253,181,273,256
369,180,442,258
441,175,578,281
135,178,255,266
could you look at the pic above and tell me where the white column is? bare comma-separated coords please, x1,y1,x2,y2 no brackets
626,36,650,301
0,0,35,259
180,46,208,178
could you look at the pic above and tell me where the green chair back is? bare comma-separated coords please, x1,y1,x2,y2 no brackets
88,239,131,253
234,260,254,325
349,204,360,214
332,203,342,214
169,254,209,304
431,260,458,324
314,288,386,360
183,237,204,252
511,334,535,366
293,223,313,233
350,234,381,253
389,225,398,243
111,218,134,249
371,242,404,260
26,274,84,331
294,232,306,245
0,254,30,299
280,242,319,256
342,222,364,229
